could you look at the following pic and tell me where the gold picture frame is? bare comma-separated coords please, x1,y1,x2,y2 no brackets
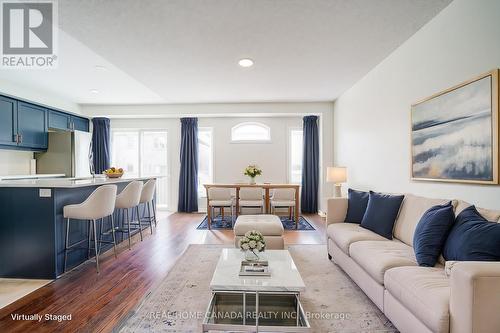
410,69,499,184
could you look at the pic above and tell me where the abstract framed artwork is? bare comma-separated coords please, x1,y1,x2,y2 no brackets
411,69,499,184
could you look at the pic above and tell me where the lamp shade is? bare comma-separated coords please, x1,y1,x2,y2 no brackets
327,167,347,183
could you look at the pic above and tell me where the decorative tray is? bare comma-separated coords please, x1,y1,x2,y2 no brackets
239,260,270,276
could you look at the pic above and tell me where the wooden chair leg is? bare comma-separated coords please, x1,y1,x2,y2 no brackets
222,207,225,220
208,206,211,230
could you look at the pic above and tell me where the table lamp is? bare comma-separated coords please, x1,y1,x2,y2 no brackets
327,167,347,197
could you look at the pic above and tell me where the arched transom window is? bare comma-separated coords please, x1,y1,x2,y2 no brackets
231,122,271,142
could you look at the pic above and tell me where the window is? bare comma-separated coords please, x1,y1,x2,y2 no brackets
231,122,271,142
111,131,139,177
111,130,169,209
198,128,213,197
141,131,168,208
289,129,303,184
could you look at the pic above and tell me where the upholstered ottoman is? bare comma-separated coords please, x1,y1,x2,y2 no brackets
234,215,285,250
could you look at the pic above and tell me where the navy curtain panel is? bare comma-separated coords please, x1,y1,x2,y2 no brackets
91,117,111,174
301,115,319,213
178,117,199,212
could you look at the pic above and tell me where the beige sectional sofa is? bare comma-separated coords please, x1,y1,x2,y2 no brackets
326,194,500,333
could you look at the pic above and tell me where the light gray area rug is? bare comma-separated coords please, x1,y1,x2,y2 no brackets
118,244,397,332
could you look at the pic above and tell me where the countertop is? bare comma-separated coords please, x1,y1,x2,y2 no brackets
0,174,66,180
0,176,158,188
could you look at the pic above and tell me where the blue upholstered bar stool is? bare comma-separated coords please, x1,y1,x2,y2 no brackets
113,181,144,249
139,178,157,233
63,185,118,273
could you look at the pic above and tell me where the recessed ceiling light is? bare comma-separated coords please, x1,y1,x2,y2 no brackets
95,65,107,71
238,58,254,67
90,89,99,94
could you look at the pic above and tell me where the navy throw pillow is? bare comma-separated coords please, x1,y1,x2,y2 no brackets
360,191,404,239
413,202,455,267
443,206,500,261
344,189,370,223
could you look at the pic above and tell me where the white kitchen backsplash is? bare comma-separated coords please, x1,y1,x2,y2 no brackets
0,150,33,175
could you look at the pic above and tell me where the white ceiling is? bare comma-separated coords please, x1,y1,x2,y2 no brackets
0,0,452,105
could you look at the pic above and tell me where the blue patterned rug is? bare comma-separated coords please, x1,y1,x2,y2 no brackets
196,215,315,230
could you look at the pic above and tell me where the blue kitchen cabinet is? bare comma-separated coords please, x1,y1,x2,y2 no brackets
49,111,90,132
17,102,48,149
48,110,71,131
71,115,90,132
0,96,18,147
0,94,90,151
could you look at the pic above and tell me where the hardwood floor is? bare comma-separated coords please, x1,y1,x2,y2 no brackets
0,212,326,332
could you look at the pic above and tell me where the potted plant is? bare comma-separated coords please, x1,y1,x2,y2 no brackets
238,230,266,261
243,165,262,184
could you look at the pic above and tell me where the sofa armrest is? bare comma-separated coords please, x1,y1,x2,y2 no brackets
326,198,347,226
449,261,500,333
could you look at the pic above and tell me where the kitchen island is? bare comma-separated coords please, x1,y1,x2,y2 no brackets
0,176,157,279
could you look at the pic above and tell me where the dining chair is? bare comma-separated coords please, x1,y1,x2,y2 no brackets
270,188,296,221
239,187,264,214
208,187,234,224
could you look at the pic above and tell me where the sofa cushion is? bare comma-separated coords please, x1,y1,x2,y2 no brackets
349,240,417,284
327,223,387,254
360,191,404,239
455,200,500,222
443,206,500,261
437,201,498,266
394,194,453,246
413,202,455,267
344,188,369,223
385,267,450,333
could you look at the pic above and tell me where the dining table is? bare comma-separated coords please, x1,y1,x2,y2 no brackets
203,183,301,229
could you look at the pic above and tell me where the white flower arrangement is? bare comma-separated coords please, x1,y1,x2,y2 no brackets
238,230,266,254
243,165,263,178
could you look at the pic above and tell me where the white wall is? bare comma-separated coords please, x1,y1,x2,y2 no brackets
333,0,500,209
83,102,334,212
201,117,302,185
0,150,33,175
0,79,80,114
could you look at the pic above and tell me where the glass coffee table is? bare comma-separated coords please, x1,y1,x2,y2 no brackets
203,249,310,332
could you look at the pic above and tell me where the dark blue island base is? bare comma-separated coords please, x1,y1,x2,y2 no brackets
0,180,154,279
